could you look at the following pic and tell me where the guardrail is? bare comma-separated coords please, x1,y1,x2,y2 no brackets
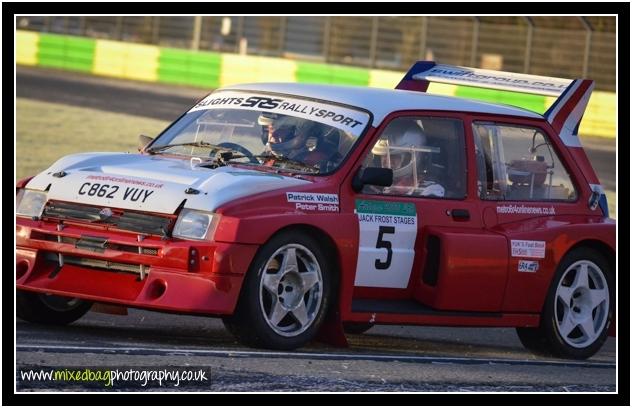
16,30,616,139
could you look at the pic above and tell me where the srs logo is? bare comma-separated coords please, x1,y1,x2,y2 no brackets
240,96,282,109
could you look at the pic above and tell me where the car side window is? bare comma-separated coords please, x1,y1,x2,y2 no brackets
361,117,466,199
472,122,577,201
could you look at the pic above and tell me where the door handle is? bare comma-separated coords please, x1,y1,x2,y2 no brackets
450,209,470,221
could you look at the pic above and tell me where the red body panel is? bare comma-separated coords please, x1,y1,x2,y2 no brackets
413,226,509,312
16,219,258,315
15,106,615,334
346,311,540,328
497,216,615,312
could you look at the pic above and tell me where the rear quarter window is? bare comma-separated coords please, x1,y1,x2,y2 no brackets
472,122,577,202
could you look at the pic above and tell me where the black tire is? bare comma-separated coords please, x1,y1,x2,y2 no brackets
515,326,553,357
221,318,242,340
516,248,613,359
223,231,333,350
343,322,374,335
16,291,92,325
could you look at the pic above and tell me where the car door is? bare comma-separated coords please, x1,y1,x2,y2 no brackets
470,120,582,312
348,112,509,312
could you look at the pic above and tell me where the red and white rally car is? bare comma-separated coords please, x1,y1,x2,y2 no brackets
16,62,615,359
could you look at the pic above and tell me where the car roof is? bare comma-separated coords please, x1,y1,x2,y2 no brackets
221,82,543,125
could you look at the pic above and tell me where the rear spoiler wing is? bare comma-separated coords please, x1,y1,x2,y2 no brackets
396,61,594,148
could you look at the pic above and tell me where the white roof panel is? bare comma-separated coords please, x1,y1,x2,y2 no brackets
220,82,543,126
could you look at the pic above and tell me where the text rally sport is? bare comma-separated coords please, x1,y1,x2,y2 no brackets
189,91,370,137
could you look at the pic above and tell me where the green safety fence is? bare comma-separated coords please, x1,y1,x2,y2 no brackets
37,33,95,73
296,61,370,86
158,47,222,89
455,86,548,114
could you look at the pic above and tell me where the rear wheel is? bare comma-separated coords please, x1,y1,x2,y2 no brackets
17,291,92,325
516,248,613,359
223,231,333,350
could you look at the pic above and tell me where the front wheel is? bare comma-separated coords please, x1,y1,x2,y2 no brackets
17,291,93,325
223,231,333,350
516,248,613,359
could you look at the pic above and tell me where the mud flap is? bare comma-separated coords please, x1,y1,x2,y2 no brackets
315,309,348,348
91,303,128,316
608,317,616,337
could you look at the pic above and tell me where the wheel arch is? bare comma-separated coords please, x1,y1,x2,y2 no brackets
530,238,616,316
269,223,341,289
237,223,342,300
266,224,347,347
564,239,615,280
224,223,345,349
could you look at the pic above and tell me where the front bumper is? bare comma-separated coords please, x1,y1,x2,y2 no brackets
16,218,258,315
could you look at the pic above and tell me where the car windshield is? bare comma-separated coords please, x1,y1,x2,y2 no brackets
149,91,371,174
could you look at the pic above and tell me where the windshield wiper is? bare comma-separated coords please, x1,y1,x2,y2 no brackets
147,141,230,155
198,151,248,168
253,154,319,174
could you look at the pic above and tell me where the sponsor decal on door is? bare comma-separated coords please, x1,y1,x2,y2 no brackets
354,199,417,288
511,240,546,259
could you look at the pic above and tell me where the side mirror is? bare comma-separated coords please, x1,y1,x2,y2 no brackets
138,134,154,152
351,167,393,193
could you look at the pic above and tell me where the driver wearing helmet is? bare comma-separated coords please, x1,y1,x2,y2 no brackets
371,122,445,197
258,112,337,168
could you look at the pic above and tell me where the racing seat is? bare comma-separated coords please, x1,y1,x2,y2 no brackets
507,157,549,200
314,127,344,172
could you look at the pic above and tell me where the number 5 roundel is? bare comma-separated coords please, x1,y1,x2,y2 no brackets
354,199,418,288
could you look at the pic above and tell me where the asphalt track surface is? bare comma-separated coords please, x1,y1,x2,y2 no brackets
15,66,618,393
16,309,616,392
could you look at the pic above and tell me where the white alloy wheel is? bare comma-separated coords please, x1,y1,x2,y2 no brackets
259,244,323,337
554,260,609,348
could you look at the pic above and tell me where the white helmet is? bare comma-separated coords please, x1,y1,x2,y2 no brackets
372,127,427,180
258,113,306,156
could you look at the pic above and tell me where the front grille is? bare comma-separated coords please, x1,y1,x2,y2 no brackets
31,231,160,256
43,251,148,276
42,201,173,236
110,243,159,256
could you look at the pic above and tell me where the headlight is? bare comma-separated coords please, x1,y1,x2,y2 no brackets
172,209,218,240
16,189,48,218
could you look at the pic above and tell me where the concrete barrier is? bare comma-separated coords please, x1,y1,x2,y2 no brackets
16,30,39,66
